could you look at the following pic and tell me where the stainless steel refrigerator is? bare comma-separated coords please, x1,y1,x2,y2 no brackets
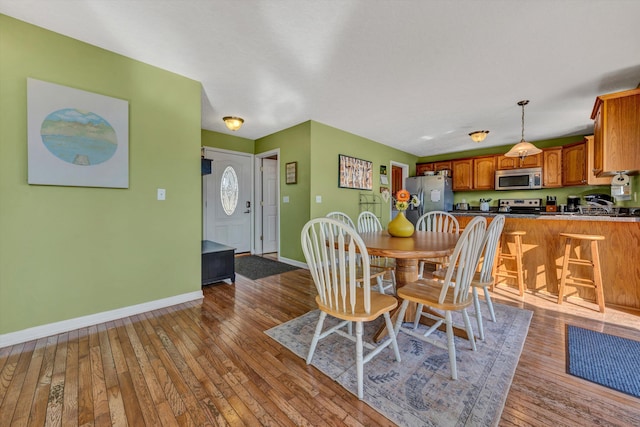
404,175,454,225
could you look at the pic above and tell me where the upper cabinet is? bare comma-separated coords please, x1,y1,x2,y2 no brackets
496,153,542,170
543,147,562,188
585,135,611,185
473,156,496,190
562,142,587,186
591,88,640,176
452,159,473,191
416,162,434,176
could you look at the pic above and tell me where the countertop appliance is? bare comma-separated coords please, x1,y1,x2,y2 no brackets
567,195,581,212
495,167,542,191
498,198,543,214
404,175,454,225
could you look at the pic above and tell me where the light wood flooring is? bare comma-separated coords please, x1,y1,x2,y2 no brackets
1,261,640,426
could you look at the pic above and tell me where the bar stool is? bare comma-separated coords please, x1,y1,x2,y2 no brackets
492,231,525,296
557,233,605,313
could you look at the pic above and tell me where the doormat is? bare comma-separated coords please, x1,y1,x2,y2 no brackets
566,325,640,398
234,255,300,280
266,302,532,426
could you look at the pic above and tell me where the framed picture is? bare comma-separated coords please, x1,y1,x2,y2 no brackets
27,78,129,188
380,165,387,175
338,154,373,190
285,161,297,184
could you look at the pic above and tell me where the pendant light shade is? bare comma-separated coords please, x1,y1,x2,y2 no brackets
504,100,541,159
223,116,244,131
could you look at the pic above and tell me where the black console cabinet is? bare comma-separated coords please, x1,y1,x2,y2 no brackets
201,240,236,285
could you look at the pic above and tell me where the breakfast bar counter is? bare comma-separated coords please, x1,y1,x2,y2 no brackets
453,213,640,311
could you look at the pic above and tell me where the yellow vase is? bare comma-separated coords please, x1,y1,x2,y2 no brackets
388,211,415,237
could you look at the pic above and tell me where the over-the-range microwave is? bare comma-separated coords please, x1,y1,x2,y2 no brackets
495,167,542,190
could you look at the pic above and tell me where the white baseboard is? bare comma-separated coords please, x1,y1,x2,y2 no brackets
277,256,307,269
0,290,203,348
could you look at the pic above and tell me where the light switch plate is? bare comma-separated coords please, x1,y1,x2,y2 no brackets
283,196,289,203
315,195,322,203
157,188,166,200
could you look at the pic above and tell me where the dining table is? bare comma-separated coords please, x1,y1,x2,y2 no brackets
358,230,460,341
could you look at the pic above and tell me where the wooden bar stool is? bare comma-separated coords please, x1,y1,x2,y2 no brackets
557,233,605,313
492,231,525,296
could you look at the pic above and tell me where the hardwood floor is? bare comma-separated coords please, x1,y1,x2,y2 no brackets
1,266,639,426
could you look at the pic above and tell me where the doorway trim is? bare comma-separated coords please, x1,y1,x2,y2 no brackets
254,148,280,256
389,160,409,219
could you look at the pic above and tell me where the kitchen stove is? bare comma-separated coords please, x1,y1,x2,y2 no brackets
499,198,543,214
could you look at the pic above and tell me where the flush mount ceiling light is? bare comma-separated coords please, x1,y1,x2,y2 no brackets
223,116,244,131
469,130,490,143
504,100,542,159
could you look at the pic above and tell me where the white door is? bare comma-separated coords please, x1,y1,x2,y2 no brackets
261,158,278,253
203,149,252,253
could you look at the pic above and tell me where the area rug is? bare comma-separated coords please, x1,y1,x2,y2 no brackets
234,255,300,280
265,302,532,426
566,325,640,398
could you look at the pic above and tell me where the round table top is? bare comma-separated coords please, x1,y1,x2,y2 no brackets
358,230,459,259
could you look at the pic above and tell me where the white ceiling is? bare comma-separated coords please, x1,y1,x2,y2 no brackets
2,0,640,157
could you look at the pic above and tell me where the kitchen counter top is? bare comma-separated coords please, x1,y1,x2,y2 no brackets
451,210,640,222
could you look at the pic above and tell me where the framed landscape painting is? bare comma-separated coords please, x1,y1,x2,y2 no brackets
338,154,373,190
27,78,129,188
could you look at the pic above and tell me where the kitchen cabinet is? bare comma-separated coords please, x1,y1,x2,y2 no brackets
416,163,434,176
473,156,496,190
562,141,587,186
496,153,542,170
591,87,640,176
585,135,611,185
433,161,452,172
543,147,562,188
452,159,473,191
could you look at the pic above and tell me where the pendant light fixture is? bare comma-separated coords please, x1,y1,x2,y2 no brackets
223,116,244,131
504,100,541,159
469,130,490,143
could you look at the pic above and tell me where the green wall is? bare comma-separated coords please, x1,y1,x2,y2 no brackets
201,129,254,154
0,16,202,335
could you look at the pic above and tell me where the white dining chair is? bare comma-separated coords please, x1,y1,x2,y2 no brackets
433,215,506,341
415,211,460,278
301,217,401,399
394,216,486,380
356,211,396,295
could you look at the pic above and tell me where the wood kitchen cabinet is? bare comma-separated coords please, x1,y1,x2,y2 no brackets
496,153,542,170
452,159,473,191
585,135,611,185
543,147,562,188
416,163,434,176
591,87,640,176
433,161,452,172
562,141,587,186
473,155,496,190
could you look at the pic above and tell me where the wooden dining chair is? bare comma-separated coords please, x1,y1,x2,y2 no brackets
393,216,486,380
326,211,356,231
301,217,401,399
415,211,460,278
433,215,506,341
356,211,396,295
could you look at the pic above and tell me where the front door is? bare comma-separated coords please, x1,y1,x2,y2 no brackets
203,149,252,253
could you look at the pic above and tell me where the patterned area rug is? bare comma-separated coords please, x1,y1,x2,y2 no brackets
265,302,532,426
234,255,299,280
566,325,640,398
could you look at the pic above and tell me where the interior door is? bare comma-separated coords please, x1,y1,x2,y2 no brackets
261,158,278,253
203,149,252,252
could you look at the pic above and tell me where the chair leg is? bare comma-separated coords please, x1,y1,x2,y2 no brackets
557,237,572,305
355,321,364,399
306,311,327,364
591,240,605,313
413,303,424,329
394,300,410,335
472,288,484,341
483,286,497,323
383,312,401,362
461,309,476,352
445,311,457,380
